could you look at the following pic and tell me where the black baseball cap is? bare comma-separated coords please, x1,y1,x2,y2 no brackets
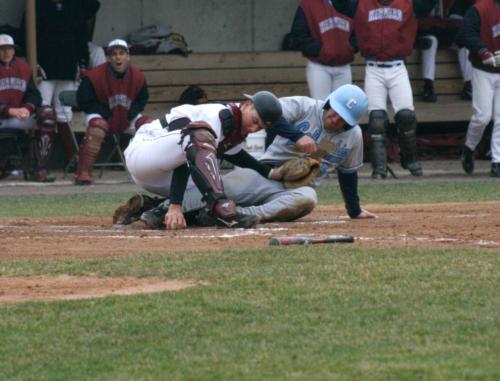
243,91,282,128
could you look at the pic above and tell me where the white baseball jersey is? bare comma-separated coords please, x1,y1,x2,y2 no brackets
260,96,364,184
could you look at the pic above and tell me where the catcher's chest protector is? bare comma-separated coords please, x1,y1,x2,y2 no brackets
216,104,246,157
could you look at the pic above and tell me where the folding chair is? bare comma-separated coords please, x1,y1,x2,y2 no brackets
58,90,127,178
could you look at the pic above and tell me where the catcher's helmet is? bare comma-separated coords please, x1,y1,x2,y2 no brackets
243,91,282,128
325,84,368,127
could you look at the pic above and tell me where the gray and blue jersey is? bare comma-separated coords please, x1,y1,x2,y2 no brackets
260,96,363,183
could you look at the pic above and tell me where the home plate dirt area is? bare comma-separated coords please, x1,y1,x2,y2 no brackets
1,201,498,303
1,201,499,261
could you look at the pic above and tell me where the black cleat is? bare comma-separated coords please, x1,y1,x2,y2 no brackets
461,81,472,100
461,146,474,174
405,161,423,176
140,203,168,229
422,80,437,103
490,163,500,178
371,167,387,179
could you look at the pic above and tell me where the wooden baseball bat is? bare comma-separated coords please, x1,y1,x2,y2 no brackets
269,235,354,246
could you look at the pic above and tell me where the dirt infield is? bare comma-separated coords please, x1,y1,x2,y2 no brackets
0,276,200,304
1,201,499,262
1,201,499,303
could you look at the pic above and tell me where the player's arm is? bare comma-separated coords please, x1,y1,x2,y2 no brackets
76,76,111,118
290,6,321,57
268,116,305,142
223,149,273,178
458,7,484,53
166,164,190,229
128,81,149,120
277,98,318,152
337,169,376,219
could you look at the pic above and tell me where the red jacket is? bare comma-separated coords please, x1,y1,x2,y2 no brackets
0,57,37,117
354,0,418,60
82,63,145,133
470,0,500,72
301,0,354,65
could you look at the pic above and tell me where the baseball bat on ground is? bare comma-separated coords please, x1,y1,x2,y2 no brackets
269,235,354,246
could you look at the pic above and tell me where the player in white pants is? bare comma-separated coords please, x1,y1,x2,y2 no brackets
289,0,355,100
458,0,500,177
332,0,436,179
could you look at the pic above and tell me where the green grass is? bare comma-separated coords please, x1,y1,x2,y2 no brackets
316,179,500,205
0,247,498,381
0,180,499,218
0,180,499,380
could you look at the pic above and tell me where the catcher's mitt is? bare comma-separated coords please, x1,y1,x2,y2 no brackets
281,157,320,188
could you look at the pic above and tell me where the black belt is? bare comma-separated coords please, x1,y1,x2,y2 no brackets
159,115,169,128
367,62,402,68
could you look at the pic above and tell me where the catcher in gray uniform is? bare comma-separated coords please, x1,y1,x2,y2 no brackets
114,84,376,228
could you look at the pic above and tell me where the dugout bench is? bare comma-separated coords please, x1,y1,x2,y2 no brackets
68,49,471,130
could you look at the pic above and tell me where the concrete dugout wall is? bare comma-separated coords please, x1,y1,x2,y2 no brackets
0,0,299,52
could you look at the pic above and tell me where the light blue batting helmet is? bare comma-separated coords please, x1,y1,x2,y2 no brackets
325,84,368,127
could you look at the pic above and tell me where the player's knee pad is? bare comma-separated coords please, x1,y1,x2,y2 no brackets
394,109,416,133
36,106,57,132
418,35,437,50
81,118,108,157
88,117,109,139
368,110,388,138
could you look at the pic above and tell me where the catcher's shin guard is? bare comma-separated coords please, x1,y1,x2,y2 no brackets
395,109,422,176
368,110,389,179
75,117,108,185
182,122,236,220
28,107,57,182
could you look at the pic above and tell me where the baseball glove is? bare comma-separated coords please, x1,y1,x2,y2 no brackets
281,157,320,188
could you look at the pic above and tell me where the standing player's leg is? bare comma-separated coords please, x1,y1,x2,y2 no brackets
365,66,389,179
462,68,495,174
331,64,353,91
388,64,422,176
306,61,334,100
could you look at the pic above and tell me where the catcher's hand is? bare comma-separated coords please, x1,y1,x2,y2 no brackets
280,157,321,188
